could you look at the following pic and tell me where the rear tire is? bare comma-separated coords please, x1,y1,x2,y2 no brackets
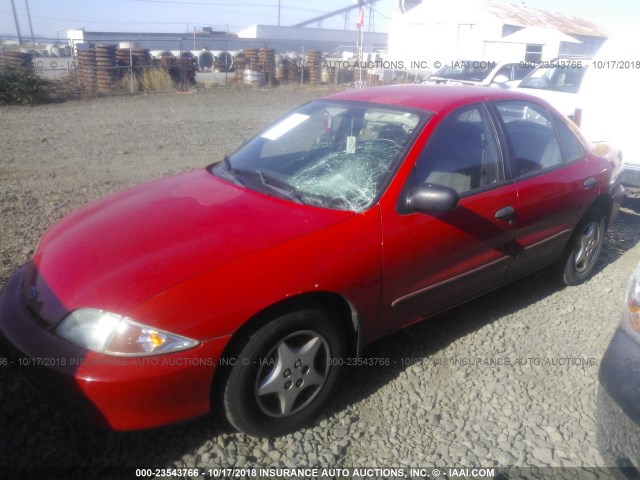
223,308,345,436
562,209,605,286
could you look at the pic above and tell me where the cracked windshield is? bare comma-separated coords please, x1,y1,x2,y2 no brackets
217,101,427,211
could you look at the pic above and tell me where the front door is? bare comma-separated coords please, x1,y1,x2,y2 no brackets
379,103,518,335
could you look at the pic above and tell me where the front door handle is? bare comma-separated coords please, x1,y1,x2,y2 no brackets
584,177,597,190
495,205,515,223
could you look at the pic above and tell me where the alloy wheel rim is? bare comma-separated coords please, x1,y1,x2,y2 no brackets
255,330,331,418
574,220,602,273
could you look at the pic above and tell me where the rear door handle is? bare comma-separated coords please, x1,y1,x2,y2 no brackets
584,177,597,190
495,206,515,223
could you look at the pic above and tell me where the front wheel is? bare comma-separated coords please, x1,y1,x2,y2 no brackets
223,308,345,436
562,209,606,286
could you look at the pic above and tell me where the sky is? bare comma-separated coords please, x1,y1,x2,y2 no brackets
1,0,639,40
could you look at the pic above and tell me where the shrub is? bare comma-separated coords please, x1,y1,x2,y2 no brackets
0,65,51,105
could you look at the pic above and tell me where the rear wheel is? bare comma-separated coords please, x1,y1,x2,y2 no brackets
562,209,606,285
223,308,345,436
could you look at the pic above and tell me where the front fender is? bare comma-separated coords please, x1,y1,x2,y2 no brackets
128,208,383,345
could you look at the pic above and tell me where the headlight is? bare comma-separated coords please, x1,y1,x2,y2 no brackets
56,308,199,356
623,264,640,334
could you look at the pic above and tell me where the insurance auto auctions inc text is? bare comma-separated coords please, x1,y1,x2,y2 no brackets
204,467,496,478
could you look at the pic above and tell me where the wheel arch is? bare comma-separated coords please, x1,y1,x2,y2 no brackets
592,193,613,227
210,291,362,409
563,196,608,256
560,197,608,285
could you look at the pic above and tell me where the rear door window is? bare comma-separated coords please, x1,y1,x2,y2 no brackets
494,102,563,176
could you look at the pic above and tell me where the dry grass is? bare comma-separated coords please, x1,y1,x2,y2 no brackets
118,72,140,93
139,68,174,92
115,68,174,94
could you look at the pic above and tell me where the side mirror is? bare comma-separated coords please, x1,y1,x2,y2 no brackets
492,74,509,84
404,183,459,213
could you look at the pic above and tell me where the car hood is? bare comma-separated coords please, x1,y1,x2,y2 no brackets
27,169,353,326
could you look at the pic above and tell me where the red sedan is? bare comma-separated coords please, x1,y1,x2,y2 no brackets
0,85,623,436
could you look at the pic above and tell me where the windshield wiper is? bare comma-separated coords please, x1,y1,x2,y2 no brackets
214,155,243,186
226,165,305,205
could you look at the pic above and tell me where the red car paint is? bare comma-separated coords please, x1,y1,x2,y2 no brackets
0,85,623,430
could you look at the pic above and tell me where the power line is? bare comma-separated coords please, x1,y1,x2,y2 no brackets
19,14,204,25
132,0,277,7
131,0,329,14
371,7,391,20
25,0,36,45
10,0,23,45
2,1,388,36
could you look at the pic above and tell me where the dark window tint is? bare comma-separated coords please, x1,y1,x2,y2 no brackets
414,105,503,194
495,102,563,176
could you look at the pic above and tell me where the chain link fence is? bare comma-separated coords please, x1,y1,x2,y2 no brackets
1,36,413,101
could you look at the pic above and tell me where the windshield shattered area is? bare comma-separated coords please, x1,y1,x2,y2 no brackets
217,101,426,212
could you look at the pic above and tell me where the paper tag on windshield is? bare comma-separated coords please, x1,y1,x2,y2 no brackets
346,136,356,154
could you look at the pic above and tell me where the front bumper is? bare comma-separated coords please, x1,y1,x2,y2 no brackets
0,265,231,430
597,326,640,469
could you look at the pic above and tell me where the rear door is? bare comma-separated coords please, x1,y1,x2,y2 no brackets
491,100,598,281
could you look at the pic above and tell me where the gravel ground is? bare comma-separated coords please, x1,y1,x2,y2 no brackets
1,87,640,476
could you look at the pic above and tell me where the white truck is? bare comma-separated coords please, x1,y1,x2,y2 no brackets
516,31,640,200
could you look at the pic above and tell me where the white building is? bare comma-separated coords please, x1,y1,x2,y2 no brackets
388,0,607,70
65,26,387,57
237,25,388,55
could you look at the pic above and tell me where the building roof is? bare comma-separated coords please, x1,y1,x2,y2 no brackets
399,0,607,38
500,26,583,45
486,0,607,38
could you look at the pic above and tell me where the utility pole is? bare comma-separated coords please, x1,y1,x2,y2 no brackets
10,0,23,46
356,0,364,85
25,0,36,46
278,0,281,27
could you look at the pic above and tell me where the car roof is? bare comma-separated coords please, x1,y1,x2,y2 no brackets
324,84,545,114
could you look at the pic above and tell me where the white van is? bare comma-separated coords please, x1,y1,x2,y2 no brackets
516,33,640,199
515,58,587,120
579,30,640,199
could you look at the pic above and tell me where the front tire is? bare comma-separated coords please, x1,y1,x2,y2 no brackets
223,308,345,436
562,209,606,286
